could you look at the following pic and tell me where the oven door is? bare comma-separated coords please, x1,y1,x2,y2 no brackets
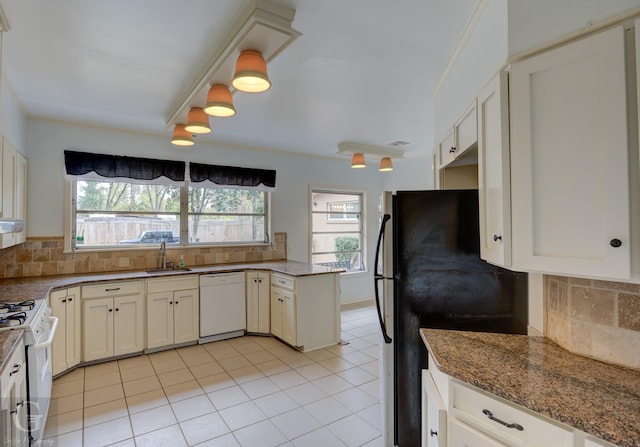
27,315,58,444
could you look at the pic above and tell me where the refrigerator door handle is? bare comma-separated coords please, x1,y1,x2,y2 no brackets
374,213,392,344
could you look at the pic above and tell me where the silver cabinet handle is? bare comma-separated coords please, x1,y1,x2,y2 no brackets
482,409,524,431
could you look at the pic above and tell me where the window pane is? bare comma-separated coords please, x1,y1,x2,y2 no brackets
188,215,265,243
76,213,179,247
188,187,265,214
77,181,179,212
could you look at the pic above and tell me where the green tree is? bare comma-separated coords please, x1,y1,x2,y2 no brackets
335,236,359,268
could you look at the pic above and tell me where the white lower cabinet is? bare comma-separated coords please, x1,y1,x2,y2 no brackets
246,271,270,334
82,281,144,362
424,350,580,447
450,381,573,447
270,273,340,351
0,338,27,447
449,418,508,447
422,370,447,447
50,286,81,376
147,275,199,350
270,277,296,346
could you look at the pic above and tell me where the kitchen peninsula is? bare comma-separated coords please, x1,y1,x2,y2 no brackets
0,260,342,374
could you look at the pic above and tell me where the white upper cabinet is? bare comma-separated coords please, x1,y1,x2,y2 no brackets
477,72,511,267
1,138,27,249
437,101,478,169
510,26,630,279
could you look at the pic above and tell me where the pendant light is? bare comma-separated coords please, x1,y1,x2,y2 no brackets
351,153,366,168
171,124,194,146
232,50,271,93
185,107,211,134
379,157,394,172
204,84,236,117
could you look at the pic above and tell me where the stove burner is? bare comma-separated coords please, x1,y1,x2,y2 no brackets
0,311,27,328
0,300,35,313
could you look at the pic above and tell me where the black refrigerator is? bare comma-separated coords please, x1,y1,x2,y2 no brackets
374,190,528,447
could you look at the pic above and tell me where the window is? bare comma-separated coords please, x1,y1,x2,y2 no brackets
327,201,359,221
188,186,266,244
71,180,269,248
311,189,364,272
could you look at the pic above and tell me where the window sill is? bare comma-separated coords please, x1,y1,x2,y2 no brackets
63,241,275,254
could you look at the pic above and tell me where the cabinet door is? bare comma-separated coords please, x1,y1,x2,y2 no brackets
65,287,81,370
9,361,28,447
438,128,456,168
256,273,270,333
449,418,509,447
14,152,26,245
246,273,261,333
270,287,283,339
510,26,630,278
83,298,114,362
114,295,144,356
422,370,447,447
248,273,270,334
147,292,174,349
50,290,68,376
173,289,199,344
478,72,511,267
281,289,296,346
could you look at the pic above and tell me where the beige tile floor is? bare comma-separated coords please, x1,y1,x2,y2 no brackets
42,301,383,447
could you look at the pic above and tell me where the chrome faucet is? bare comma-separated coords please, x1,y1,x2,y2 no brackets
160,240,167,269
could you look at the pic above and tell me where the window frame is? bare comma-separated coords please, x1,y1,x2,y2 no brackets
64,179,271,252
310,186,366,273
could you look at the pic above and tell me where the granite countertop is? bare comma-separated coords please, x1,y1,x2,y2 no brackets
420,328,640,447
0,329,24,373
0,260,342,304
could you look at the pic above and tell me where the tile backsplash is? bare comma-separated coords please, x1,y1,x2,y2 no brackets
0,233,287,279
545,275,640,370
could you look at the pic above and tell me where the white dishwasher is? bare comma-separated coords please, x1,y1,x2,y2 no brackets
199,272,246,342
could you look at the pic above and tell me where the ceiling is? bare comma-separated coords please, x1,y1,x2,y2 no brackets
0,0,479,160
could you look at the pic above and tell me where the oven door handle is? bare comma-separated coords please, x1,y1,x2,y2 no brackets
34,316,59,351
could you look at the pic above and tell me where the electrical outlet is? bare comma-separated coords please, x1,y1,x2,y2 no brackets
119,258,130,267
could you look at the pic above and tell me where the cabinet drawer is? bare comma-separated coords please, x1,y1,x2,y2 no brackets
271,274,295,291
147,275,199,294
451,381,573,447
82,281,143,299
1,338,24,392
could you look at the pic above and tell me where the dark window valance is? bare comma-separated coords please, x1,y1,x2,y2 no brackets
64,150,185,184
189,162,276,190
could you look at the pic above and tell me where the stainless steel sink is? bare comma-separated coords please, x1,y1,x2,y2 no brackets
145,267,192,274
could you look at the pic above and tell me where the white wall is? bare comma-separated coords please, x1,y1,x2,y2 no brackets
25,118,384,302
433,0,508,142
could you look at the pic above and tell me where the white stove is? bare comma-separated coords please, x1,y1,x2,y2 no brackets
0,298,58,446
